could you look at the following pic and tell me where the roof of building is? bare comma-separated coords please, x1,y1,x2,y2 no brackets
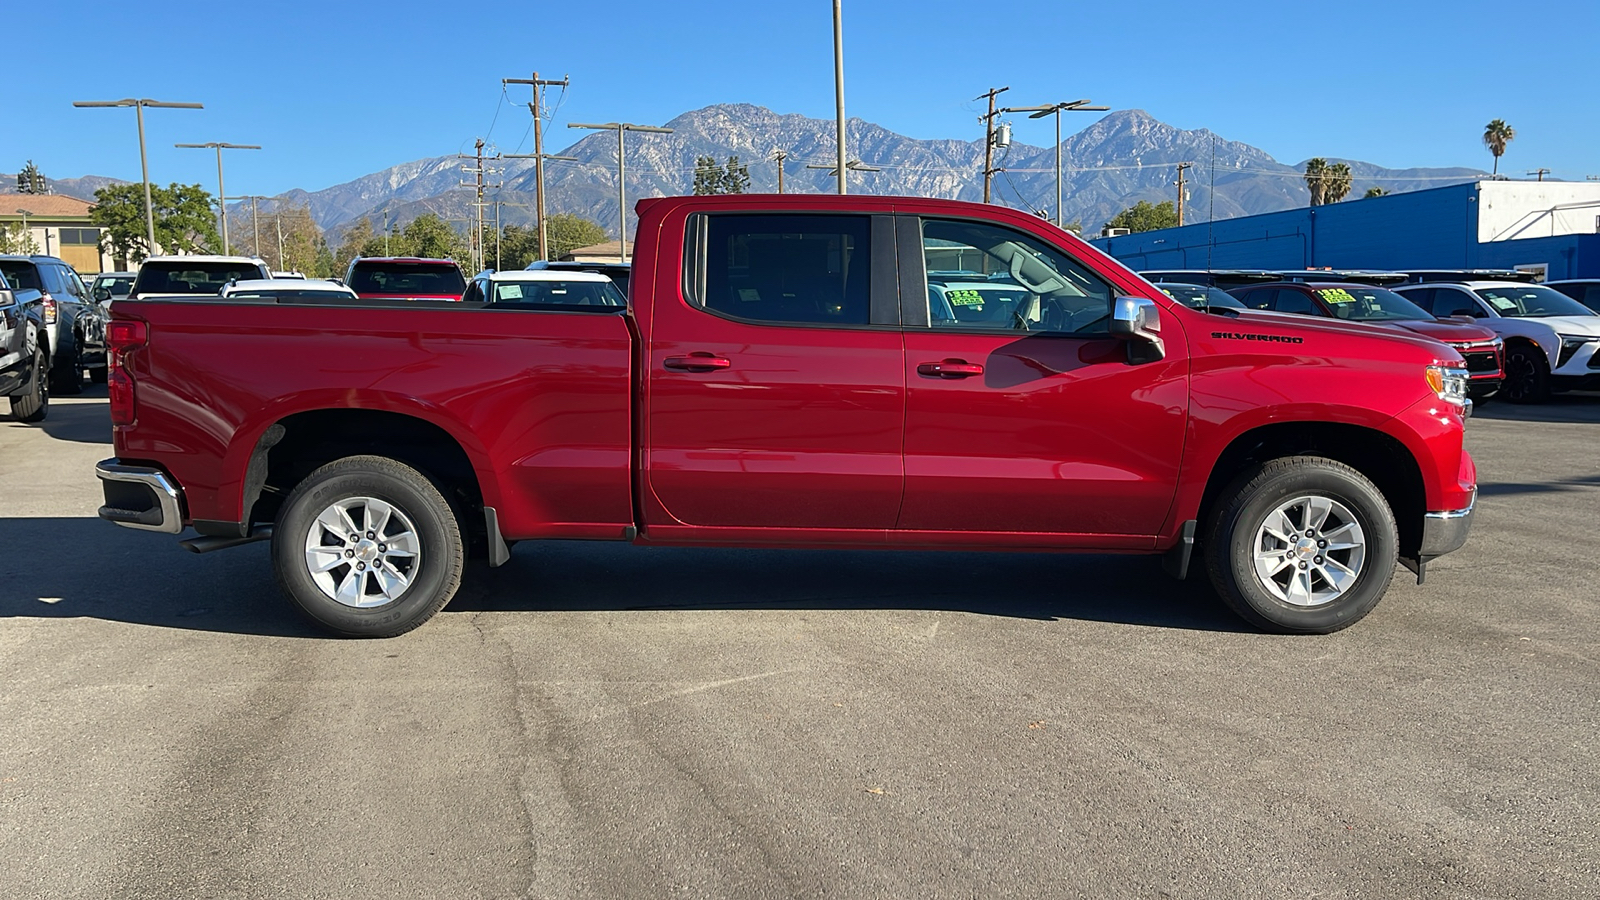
0,194,95,218
561,242,632,261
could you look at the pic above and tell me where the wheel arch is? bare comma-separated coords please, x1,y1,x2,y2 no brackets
1196,421,1427,560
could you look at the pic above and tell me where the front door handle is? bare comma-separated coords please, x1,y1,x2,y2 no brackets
664,353,732,371
917,359,984,378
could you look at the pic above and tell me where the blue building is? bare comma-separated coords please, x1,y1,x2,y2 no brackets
1091,180,1600,281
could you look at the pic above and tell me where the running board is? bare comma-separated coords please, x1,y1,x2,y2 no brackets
180,526,273,554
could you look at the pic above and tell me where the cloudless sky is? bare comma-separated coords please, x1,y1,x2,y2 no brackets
10,0,1597,196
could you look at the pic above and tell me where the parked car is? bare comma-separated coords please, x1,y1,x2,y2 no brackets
523,260,632,297
1229,282,1504,399
1393,281,1600,403
1149,282,1245,310
91,271,136,304
1545,279,1600,314
345,257,466,302
0,268,48,421
1140,269,1281,291
96,194,1476,638
464,269,627,308
0,254,107,394
219,279,360,302
1400,269,1539,285
127,256,272,300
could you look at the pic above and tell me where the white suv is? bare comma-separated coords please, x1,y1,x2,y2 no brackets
1394,280,1600,403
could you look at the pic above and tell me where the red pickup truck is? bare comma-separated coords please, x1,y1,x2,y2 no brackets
96,195,1477,638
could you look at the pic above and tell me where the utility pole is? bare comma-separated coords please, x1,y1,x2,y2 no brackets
73,98,203,254
568,122,675,263
275,212,285,271
459,139,502,272
976,86,1010,203
771,149,788,194
1174,162,1194,227
503,72,571,262
1528,168,1550,182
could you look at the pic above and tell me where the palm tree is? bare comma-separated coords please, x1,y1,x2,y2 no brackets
1303,158,1328,206
1324,163,1353,203
1483,120,1515,176
1364,187,1389,199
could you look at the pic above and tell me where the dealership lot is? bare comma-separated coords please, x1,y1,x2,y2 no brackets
2,391,1596,899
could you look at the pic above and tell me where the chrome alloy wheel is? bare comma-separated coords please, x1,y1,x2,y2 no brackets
303,497,422,608
1251,496,1367,607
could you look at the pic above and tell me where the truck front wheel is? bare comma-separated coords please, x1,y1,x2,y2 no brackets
273,455,464,638
1204,457,1397,634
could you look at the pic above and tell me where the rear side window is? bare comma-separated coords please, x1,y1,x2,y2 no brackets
348,262,466,296
1429,289,1485,318
686,214,872,326
1271,289,1318,315
1234,288,1272,309
134,262,269,295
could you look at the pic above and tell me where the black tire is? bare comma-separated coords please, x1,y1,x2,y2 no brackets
1501,344,1549,404
1204,456,1398,634
9,344,49,423
51,337,84,395
272,455,464,638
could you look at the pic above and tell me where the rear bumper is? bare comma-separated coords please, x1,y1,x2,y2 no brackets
1419,491,1475,561
95,458,184,534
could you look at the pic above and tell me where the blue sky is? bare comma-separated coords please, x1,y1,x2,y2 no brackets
12,0,1596,196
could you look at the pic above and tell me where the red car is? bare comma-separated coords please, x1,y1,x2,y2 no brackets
345,257,466,302
95,195,1476,638
1229,281,1504,398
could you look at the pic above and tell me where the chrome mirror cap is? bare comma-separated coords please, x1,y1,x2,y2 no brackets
1110,296,1165,361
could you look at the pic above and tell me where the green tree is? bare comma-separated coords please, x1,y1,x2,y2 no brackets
16,161,46,194
90,182,220,262
692,156,752,195
1483,119,1515,176
1303,158,1328,206
1363,186,1389,199
0,223,41,254
401,213,469,263
496,224,542,269
1106,200,1179,234
545,213,608,260
1323,163,1353,203
333,217,378,277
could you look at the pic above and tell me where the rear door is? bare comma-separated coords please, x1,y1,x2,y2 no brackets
643,212,904,534
896,214,1188,543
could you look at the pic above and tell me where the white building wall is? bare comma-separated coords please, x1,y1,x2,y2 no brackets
1478,181,1600,242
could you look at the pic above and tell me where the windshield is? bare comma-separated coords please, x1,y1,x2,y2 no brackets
94,275,133,296
1475,286,1597,318
1314,287,1432,321
135,261,267,295
1157,283,1244,309
349,262,466,296
489,279,625,308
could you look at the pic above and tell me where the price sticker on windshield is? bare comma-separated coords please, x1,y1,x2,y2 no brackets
1318,288,1357,305
947,289,985,308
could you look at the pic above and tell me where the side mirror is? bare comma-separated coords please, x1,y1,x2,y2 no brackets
93,286,112,302
1110,295,1165,363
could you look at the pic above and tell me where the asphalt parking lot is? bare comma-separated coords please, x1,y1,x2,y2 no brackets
2,389,1596,900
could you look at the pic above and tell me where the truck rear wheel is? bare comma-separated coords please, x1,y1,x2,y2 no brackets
1204,456,1397,634
272,455,463,638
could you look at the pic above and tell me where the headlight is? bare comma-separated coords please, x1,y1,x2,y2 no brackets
1556,334,1600,367
1426,364,1469,406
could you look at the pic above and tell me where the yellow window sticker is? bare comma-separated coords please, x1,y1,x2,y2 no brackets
947,289,985,308
1318,288,1357,305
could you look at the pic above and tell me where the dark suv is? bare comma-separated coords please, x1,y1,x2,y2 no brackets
0,255,107,395
0,268,48,421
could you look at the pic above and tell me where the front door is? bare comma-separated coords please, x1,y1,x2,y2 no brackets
897,215,1188,543
644,212,904,535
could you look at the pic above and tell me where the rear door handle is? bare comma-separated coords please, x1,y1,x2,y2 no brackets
917,359,984,378
664,353,732,371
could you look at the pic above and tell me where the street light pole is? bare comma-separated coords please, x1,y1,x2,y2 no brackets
1000,99,1109,228
832,0,847,195
568,122,674,263
175,142,262,254
73,99,203,255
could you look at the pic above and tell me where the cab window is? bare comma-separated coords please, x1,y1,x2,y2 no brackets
918,218,1113,334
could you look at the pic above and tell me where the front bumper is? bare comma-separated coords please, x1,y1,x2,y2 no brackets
95,458,184,534
1420,491,1475,562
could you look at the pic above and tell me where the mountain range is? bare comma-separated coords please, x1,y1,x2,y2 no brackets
12,105,1487,241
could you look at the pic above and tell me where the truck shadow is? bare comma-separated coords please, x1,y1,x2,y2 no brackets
2,388,113,444
1473,392,1600,424
0,519,1248,638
